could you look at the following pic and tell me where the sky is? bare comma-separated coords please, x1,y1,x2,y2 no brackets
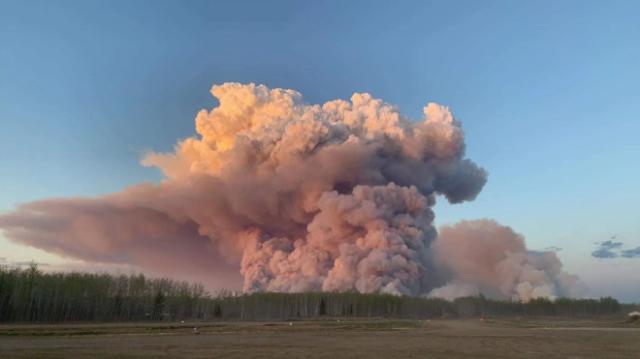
1,0,639,301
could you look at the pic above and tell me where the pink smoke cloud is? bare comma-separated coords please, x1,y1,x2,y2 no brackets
0,83,581,299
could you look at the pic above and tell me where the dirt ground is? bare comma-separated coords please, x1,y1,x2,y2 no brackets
1,318,639,358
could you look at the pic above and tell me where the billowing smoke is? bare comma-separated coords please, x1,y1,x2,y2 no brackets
0,83,581,300
429,220,584,301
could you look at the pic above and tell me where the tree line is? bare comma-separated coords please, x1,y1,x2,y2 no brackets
0,265,631,323
0,264,209,322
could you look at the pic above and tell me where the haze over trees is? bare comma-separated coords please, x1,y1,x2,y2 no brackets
0,265,628,323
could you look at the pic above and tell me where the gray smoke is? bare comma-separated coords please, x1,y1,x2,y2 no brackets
0,83,582,300
429,220,584,301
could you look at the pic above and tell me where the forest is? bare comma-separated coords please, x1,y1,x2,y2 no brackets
0,265,632,323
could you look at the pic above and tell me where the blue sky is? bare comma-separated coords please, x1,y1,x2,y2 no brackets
1,0,639,301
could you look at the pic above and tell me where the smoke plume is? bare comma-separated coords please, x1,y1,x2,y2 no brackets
0,83,581,300
429,220,583,301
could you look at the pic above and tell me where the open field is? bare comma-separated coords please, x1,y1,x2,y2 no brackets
1,318,639,358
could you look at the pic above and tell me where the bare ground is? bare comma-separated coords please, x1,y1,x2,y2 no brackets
1,318,639,358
